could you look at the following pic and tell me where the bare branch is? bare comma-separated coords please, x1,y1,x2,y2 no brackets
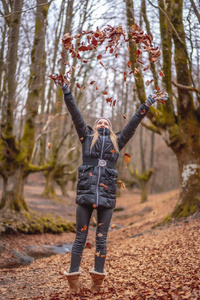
171,80,200,95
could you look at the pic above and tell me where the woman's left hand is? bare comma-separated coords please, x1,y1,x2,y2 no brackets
145,90,168,106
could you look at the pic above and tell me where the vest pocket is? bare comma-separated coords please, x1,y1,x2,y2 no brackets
77,165,93,190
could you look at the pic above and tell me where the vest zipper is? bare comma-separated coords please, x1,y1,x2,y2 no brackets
96,128,105,207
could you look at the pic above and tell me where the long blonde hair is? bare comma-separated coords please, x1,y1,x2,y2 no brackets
90,127,119,153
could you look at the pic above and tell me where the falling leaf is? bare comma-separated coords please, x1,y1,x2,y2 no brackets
93,204,97,208
47,142,51,149
121,181,126,189
158,70,165,77
100,183,107,189
124,153,131,163
95,86,98,90
97,54,102,60
123,114,126,119
103,91,107,95
113,100,116,107
111,224,116,229
101,255,106,258
82,60,88,63
81,225,87,231
98,233,103,237
140,109,146,115
78,45,89,51
81,86,86,90
100,61,104,67
127,61,131,68
136,59,144,64
76,83,81,89
155,86,160,91
115,54,118,58
57,58,63,65
98,223,104,226
111,150,115,153
80,137,84,141
136,49,142,57
90,81,96,85
96,251,100,257
86,242,92,249
89,172,93,176
57,102,61,107
93,217,97,224
117,180,122,184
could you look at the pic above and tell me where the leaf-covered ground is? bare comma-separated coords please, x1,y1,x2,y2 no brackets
0,187,199,299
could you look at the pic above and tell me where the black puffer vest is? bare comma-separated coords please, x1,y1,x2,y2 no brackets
64,92,149,208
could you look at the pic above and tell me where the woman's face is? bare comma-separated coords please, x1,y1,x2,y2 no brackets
95,118,110,130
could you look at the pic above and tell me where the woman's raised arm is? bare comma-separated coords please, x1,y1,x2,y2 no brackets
118,90,168,151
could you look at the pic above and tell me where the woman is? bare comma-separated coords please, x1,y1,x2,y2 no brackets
56,78,168,293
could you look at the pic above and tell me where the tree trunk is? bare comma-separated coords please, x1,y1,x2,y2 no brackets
0,0,50,212
140,179,148,203
43,170,57,198
0,168,28,211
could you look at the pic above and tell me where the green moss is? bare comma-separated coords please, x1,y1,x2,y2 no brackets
42,5,49,18
152,214,172,229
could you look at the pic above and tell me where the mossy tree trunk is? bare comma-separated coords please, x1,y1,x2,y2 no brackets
0,0,50,212
125,0,200,217
170,0,200,217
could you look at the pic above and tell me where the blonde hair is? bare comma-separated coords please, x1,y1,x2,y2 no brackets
91,127,119,153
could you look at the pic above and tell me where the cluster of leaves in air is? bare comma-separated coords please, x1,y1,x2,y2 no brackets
50,24,165,108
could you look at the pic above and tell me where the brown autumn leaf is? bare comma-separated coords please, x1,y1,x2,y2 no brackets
111,224,116,229
82,60,88,63
89,172,93,176
47,142,51,149
127,61,131,68
113,99,116,107
100,183,107,189
81,225,87,231
93,204,97,208
135,49,142,57
98,233,103,237
100,61,104,67
98,223,104,226
111,150,115,153
97,54,102,60
86,242,92,249
103,91,107,95
80,137,84,141
76,83,81,89
121,181,126,189
96,251,100,257
95,86,98,90
90,81,96,85
123,114,126,119
124,153,131,163
101,255,106,258
158,70,165,77
117,180,122,184
81,86,86,90
140,109,146,115
93,217,97,224
155,85,160,91
57,102,61,107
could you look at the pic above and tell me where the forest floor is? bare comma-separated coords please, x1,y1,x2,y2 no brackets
0,174,199,299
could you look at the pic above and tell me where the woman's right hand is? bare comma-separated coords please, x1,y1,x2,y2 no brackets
53,73,70,93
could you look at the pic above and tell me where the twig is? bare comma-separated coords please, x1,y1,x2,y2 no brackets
171,80,200,95
147,0,185,46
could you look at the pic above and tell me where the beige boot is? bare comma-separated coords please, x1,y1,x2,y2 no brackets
64,268,82,293
89,268,107,292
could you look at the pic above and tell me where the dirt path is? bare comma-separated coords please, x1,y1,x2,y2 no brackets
0,178,199,299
